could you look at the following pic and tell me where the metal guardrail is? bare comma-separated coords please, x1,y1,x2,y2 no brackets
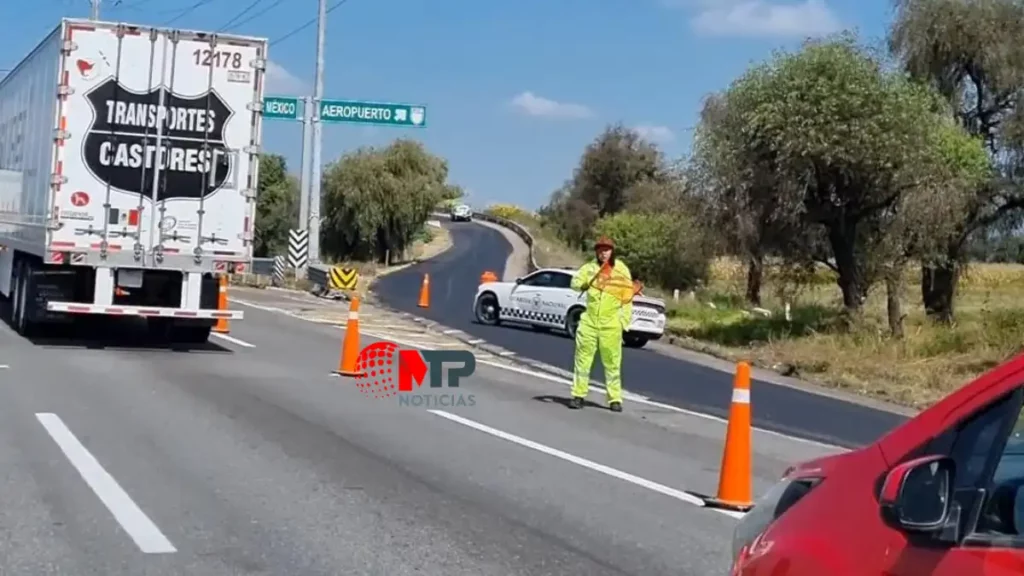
306,263,330,288
249,256,275,276
468,211,540,272
247,209,542,286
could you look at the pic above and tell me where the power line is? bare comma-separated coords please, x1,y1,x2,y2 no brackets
269,0,348,46
218,0,264,31
163,0,218,25
222,0,287,31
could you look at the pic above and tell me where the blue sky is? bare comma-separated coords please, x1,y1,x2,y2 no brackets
3,0,892,209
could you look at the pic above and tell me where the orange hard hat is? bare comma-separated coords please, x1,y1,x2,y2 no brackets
594,236,615,250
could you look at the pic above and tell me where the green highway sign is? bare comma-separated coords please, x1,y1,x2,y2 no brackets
319,100,427,127
263,96,301,121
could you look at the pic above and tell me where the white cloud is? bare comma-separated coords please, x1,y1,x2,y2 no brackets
510,91,593,119
264,60,308,96
670,0,841,38
634,124,675,142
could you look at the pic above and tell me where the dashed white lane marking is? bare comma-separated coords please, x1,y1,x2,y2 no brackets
36,413,177,554
0,364,8,369
210,332,255,348
429,410,746,519
230,296,846,452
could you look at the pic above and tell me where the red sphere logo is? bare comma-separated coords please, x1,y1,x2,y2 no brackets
70,191,90,207
354,341,399,399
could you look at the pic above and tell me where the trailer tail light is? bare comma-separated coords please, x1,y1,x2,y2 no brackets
128,209,139,226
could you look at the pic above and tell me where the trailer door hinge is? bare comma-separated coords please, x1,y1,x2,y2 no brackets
250,58,266,71
57,85,75,97
61,40,78,54
50,174,68,187
241,188,257,200
53,129,71,142
243,144,261,155
247,101,264,113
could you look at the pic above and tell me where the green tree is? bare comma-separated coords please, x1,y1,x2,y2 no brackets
544,124,672,250
690,92,815,306
693,35,986,318
593,211,710,291
253,153,298,258
320,139,457,263
889,0,1024,322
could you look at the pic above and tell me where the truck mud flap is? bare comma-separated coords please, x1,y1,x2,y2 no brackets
25,269,77,323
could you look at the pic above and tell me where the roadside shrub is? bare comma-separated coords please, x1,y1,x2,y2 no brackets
593,211,711,290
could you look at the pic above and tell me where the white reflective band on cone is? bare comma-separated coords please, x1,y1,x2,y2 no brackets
348,312,359,320
732,389,751,404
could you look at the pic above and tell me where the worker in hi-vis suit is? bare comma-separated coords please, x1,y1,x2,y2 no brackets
568,235,634,412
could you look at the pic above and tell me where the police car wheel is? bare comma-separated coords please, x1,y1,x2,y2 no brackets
475,293,501,325
565,307,583,339
624,334,649,348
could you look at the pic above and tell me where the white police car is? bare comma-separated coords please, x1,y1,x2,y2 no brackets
473,267,667,348
450,204,472,222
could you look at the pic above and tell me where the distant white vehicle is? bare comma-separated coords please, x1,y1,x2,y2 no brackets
450,204,472,222
473,267,667,348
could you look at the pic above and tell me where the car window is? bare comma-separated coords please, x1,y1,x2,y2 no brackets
549,273,573,289
972,395,1024,537
522,273,555,287
933,390,1022,491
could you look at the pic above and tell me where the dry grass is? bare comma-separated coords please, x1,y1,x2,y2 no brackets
482,205,1024,409
667,259,1024,409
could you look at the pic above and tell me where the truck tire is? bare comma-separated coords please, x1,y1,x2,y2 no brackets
13,261,37,337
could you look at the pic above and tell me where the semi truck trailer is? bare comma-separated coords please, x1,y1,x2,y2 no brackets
0,18,269,342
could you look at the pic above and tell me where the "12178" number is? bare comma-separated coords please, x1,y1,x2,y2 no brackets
192,49,243,69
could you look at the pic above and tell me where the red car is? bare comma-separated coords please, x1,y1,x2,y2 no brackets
730,353,1024,575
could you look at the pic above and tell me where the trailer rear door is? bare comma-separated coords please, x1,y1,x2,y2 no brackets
54,21,263,266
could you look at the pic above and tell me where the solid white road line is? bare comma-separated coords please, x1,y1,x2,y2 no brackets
210,332,255,348
429,410,745,519
367,328,845,452
35,413,177,554
230,296,846,452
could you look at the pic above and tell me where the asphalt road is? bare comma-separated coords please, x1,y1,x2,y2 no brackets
373,221,909,448
0,292,840,574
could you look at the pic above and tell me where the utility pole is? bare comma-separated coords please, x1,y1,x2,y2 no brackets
308,0,326,265
297,96,313,277
90,0,100,20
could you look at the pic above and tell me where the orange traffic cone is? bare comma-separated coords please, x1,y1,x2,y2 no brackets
213,274,230,333
707,361,754,511
333,297,366,377
480,270,498,283
418,274,430,308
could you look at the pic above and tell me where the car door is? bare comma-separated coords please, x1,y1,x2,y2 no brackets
507,271,557,326
542,271,575,327
879,386,1024,576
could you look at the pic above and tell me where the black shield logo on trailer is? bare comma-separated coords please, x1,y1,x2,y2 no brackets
82,78,233,200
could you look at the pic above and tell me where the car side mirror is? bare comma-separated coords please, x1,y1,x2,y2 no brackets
515,277,523,285
879,455,955,533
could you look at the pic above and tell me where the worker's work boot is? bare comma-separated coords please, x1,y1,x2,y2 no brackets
568,397,584,410
609,401,623,413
